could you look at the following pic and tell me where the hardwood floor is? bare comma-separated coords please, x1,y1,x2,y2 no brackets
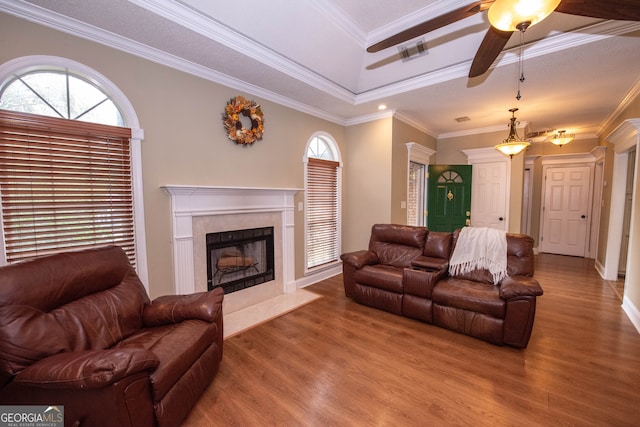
182,254,640,426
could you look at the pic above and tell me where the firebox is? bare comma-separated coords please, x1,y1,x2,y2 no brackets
206,226,275,294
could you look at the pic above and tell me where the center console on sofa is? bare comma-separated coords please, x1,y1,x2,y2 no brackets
340,224,543,348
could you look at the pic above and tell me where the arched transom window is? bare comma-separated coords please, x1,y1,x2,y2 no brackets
0,69,123,126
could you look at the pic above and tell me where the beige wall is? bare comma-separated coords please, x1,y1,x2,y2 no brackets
342,118,393,252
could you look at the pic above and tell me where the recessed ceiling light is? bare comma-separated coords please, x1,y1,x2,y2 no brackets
378,104,387,110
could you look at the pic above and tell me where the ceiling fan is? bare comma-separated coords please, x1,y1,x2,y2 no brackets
367,0,640,78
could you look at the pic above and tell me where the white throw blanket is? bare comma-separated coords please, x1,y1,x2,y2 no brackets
449,227,508,285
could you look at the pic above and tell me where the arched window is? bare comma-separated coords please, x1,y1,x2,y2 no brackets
0,69,123,126
0,58,147,285
304,133,341,270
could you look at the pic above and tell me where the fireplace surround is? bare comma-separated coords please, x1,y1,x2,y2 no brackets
163,185,300,313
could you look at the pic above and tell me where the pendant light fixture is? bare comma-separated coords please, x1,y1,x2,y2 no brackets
549,130,574,147
488,0,562,32
495,108,530,158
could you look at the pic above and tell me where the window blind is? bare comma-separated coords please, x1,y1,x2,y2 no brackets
306,157,339,268
0,109,135,265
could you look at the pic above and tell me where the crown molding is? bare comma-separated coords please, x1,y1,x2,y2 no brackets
438,121,529,139
394,111,436,137
132,0,355,103
599,76,640,136
344,109,395,126
307,0,366,45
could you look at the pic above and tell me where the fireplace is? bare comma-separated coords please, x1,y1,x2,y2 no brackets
162,185,300,314
207,226,275,293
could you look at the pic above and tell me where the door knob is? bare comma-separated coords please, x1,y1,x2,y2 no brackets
581,215,586,219
498,217,504,221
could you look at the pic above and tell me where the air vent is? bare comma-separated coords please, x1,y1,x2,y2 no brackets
455,116,471,122
398,38,428,62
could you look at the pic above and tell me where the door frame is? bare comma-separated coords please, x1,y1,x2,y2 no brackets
601,120,639,281
462,148,511,231
406,143,435,226
538,149,604,258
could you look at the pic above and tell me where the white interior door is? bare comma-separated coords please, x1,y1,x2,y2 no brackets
540,165,592,256
470,161,508,230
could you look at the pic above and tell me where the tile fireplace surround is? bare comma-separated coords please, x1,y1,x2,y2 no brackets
163,185,300,314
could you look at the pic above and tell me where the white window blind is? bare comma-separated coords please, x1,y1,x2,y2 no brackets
0,109,135,264
306,157,339,268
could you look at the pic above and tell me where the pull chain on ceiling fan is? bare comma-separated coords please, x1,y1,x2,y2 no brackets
516,27,525,100
367,0,640,79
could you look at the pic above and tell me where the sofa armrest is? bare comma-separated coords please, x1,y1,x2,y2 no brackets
499,276,543,300
13,348,159,390
143,287,224,326
340,250,378,269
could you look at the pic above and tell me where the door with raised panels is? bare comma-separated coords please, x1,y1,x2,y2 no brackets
540,165,591,256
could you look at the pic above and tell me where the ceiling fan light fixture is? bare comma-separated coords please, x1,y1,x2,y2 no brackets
495,108,530,158
488,0,562,32
549,130,574,146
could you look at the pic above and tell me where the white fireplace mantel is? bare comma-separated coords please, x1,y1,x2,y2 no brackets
163,185,301,296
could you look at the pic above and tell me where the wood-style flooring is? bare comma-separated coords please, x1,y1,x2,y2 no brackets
182,254,640,426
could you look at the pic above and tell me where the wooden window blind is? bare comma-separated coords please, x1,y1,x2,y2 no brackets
0,109,135,265
306,157,339,268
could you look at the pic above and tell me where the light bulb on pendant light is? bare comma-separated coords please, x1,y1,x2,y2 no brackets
549,130,574,147
488,0,562,32
495,108,530,158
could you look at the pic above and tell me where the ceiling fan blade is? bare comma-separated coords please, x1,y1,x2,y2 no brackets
367,1,495,53
468,27,513,77
555,0,640,21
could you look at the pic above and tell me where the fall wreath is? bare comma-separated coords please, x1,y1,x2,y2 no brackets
222,96,264,145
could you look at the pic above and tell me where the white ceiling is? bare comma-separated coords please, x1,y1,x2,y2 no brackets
3,0,640,139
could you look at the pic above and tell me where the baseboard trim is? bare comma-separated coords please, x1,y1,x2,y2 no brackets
594,259,606,278
622,296,640,335
296,263,341,289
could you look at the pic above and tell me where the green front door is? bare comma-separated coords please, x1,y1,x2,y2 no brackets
427,165,472,232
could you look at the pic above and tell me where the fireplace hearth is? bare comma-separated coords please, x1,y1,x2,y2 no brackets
206,227,275,294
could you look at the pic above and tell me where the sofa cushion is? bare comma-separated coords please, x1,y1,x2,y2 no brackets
369,224,427,268
423,231,452,259
506,234,535,276
354,265,404,293
432,278,506,318
115,320,219,402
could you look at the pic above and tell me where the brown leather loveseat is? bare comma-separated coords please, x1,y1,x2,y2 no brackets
0,246,224,427
341,224,543,348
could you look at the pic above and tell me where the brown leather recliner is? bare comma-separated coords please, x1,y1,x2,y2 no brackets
0,246,224,427
341,224,543,348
